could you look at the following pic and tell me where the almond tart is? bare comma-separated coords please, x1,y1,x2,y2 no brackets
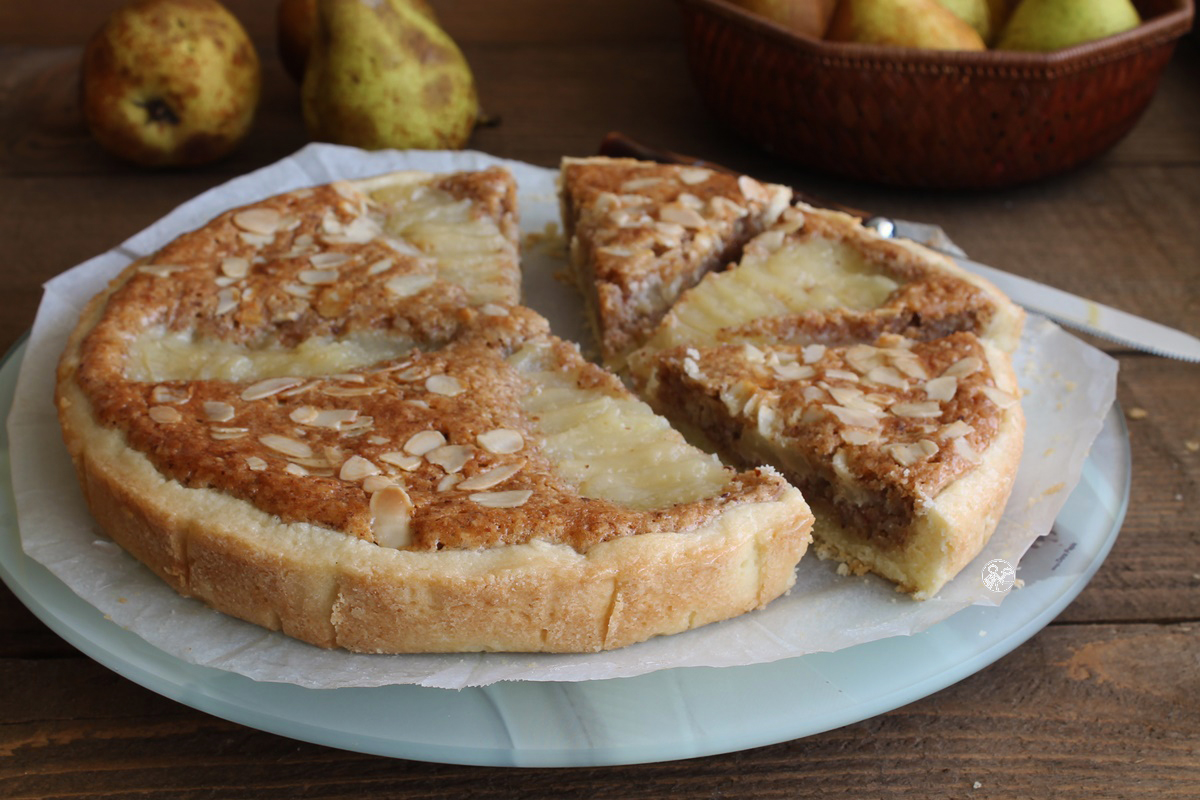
630,204,1026,598
55,168,813,654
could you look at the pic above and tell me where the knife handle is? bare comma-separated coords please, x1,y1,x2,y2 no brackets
596,131,872,220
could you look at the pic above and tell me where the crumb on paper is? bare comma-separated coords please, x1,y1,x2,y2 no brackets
1043,447,1055,457
979,630,987,637
521,221,566,258
974,781,983,789
1126,407,1148,420
1185,440,1199,453
1013,578,1024,590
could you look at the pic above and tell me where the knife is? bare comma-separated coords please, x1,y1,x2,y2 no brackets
596,132,1200,363
874,217,1200,363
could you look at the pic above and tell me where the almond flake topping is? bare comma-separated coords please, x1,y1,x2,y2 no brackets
840,428,880,446
215,287,239,315
284,463,309,477
370,486,414,549
210,426,248,440
233,208,281,235
477,428,524,455
203,401,236,422
425,374,464,397
362,475,396,493
259,434,313,459
245,456,268,471
890,401,943,419
480,303,510,317
802,344,827,364
620,177,665,192
678,167,711,185
823,404,881,429
367,258,394,276
825,369,860,383
866,366,908,389
308,252,352,269
941,420,974,439
221,257,250,279
379,451,423,471
283,283,313,298
426,444,472,473
320,385,381,398
659,204,707,229
942,356,983,379
404,429,446,455
774,363,815,381
339,455,381,482
298,269,339,285
953,436,981,463
923,376,959,402
981,385,1019,409
385,273,437,297
888,439,939,466
469,489,533,509
151,385,189,404
138,264,190,277
458,463,522,491
148,405,181,424
437,473,463,492
241,377,304,401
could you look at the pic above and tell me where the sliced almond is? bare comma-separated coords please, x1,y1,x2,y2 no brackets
203,401,236,422
215,287,239,316
245,456,268,471
923,376,959,402
385,273,437,297
308,251,352,269
362,475,397,493
823,404,881,429
367,258,394,276
890,401,943,419
233,208,281,236
259,434,313,459
379,451,423,471
148,405,181,424
284,463,309,477
942,355,983,379
659,204,707,229
426,444,473,473
221,257,250,279
773,363,815,381
953,436,982,463
824,368,860,383
138,264,190,277
981,385,1019,409
320,385,381,398
888,439,939,467
458,463,522,491
469,489,533,509
866,366,908,389
425,374,464,397
403,429,446,455
840,428,880,446
678,167,711,185
370,486,414,549
620,177,664,192
941,420,974,439
298,269,339,285
477,428,524,455
210,426,248,440
241,377,304,401
339,455,381,482
802,344,828,365
150,385,189,405
437,473,463,492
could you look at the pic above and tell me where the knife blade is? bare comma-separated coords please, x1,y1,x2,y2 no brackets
879,217,1200,363
594,133,1200,362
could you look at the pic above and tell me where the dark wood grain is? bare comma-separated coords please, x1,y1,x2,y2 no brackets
0,0,1197,795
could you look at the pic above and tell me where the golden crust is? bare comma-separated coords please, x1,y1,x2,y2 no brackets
56,168,815,654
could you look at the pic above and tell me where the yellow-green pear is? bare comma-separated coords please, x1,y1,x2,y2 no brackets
936,0,993,41
302,0,478,150
729,0,839,38
826,0,987,50
996,0,1141,51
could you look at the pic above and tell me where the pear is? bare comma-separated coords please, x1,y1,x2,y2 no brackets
302,0,478,151
996,0,1141,51
826,0,987,50
936,0,993,41
729,0,839,38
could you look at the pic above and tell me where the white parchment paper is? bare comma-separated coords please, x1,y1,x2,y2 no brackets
7,144,1118,689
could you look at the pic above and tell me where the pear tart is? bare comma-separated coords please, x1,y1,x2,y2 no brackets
559,156,792,368
56,168,813,654
630,202,1025,598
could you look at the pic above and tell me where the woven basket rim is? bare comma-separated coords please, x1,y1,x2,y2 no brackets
679,0,1195,78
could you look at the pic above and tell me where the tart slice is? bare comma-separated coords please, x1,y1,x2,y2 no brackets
644,334,1023,598
56,169,813,654
559,156,792,369
631,203,1026,598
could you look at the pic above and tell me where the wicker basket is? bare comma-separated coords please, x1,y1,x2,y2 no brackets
676,0,1194,188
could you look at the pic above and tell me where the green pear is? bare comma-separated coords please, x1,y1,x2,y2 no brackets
729,0,839,38
826,0,987,50
302,0,478,151
936,0,993,41
996,0,1141,51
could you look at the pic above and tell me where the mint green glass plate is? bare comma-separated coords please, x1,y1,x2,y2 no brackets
0,338,1129,767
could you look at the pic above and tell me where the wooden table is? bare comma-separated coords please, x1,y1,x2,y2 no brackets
2,1,1197,796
